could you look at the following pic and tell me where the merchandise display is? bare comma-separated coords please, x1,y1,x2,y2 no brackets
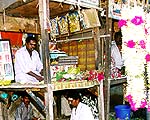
58,15,69,34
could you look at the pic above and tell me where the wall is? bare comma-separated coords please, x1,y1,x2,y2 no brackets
0,14,40,34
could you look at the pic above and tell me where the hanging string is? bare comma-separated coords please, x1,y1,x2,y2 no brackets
3,8,6,31
144,64,149,101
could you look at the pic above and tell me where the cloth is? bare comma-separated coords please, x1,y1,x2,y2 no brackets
14,46,43,84
61,95,71,116
70,102,95,120
82,96,99,119
15,102,33,120
1,32,23,47
111,41,123,69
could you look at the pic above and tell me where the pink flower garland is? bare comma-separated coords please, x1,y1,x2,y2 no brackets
131,16,144,25
139,40,146,49
125,94,147,111
119,15,150,111
145,54,150,62
125,40,136,48
118,19,127,28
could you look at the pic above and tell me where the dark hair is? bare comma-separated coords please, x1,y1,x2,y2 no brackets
114,31,122,40
68,91,82,102
19,91,30,98
114,31,122,45
25,36,37,44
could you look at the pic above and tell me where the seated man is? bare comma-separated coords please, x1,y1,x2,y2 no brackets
14,36,44,84
15,92,44,120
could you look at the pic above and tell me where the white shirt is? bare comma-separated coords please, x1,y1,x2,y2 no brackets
15,102,33,120
70,102,95,120
14,46,43,84
111,41,123,69
61,95,71,116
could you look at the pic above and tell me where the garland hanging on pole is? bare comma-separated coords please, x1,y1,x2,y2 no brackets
119,6,150,111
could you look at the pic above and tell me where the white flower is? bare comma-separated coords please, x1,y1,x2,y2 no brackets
121,6,150,110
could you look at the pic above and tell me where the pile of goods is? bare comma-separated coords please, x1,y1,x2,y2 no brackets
55,67,104,82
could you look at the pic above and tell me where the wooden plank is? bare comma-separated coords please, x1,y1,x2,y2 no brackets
53,80,99,91
26,90,46,117
45,84,53,120
104,0,112,117
109,77,127,86
98,81,105,120
0,83,47,89
38,0,52,120
39,0,51,84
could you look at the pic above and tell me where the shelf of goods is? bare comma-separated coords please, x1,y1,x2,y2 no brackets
0,80,100,91
52,79,99,91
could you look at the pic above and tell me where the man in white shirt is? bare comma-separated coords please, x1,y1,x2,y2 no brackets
111,40,123,70
68,92,95,120
61,95,71,117
14,36,44,84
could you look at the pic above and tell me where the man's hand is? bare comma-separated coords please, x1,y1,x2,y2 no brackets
40,69,43,76
36,75,44,82
27,71,44,82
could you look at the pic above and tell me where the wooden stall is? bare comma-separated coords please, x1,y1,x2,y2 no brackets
0,0,127,120
0,0,107,120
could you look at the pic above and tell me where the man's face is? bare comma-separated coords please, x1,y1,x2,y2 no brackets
69,99,79,107
26,40,37,52
23,96,30,106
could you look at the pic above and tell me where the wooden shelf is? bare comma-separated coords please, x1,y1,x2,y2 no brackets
0,83,47,91
109,76,127,86
0,80,99,91
52,80,100,91
0,77,126,92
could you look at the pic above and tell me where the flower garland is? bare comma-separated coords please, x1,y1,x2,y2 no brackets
119,6,150,111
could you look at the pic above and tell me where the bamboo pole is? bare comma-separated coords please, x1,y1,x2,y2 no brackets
104,0,112,119
38,0,52,120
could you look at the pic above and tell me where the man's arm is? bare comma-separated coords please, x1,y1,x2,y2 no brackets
15,106,22,120
27,71,44,82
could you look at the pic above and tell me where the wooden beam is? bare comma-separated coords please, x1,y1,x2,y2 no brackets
26,90,46,117
38,0,50,83
5,0,34,11
38,0,52,120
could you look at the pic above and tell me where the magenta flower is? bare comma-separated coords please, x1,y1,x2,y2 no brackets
125,94,132,102
145,54,150,62
130,102,138,111
97,72,104,81
125,40,136,48
139,40,146,49
147,105,150,112
118,19,127,28
131,16,144,25
140,99,147,108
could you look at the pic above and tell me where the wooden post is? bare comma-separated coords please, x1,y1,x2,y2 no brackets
93,27,105,120
104,0,112,119
38,0,52,120
98,81,105,120
45,84,54,120
38,0,51,84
